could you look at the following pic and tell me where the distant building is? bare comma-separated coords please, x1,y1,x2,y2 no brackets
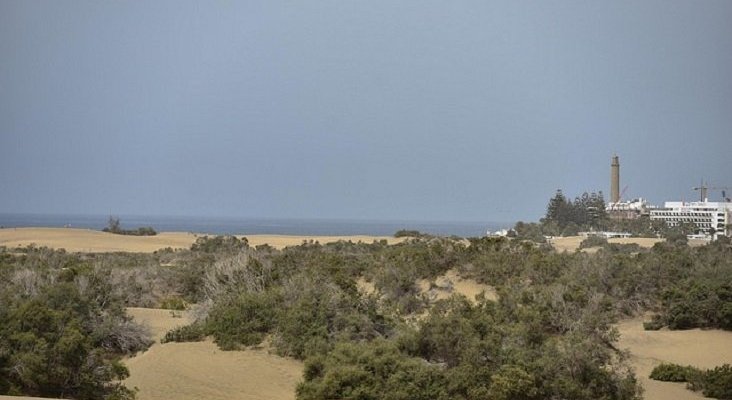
487,229,510,237
580,231,632,239
607,198,651,220
650,201,732,238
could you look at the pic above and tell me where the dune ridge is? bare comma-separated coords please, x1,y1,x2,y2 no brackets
0,227,404,253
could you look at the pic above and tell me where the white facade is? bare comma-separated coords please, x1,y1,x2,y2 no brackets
607,198,650,212
650,201,732,237
580,231,632,239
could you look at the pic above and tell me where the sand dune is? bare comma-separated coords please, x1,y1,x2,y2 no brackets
245,234,404,249
0,227,403,253
419,269,498,304
124,308,303,400
617,317,732,400
550,236,664,252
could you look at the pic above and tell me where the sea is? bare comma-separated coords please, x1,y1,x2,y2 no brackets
0,213,511,238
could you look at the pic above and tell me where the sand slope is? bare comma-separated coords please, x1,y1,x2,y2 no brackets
245,234,404,249
0,227,403,253
124,308,303,400
419,269,498,304
0,228,197,253
617,317,732,400
550,236,664,252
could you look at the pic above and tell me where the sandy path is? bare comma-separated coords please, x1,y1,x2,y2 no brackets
124,308,303,400
617,317,732,400
0,227,404,253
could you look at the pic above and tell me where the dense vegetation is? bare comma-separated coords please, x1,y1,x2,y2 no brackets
0,247,152,399
2,230,731,399
650,363,732,399
184,236,730,400
102,216,157,236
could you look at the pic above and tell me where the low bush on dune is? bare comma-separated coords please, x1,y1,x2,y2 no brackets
161,323,206,344
578,235,608,249
650,363,732,399
649,363,698,382
0,259,152,399
103,217,157,236
159,296,187,310
645,281,732,331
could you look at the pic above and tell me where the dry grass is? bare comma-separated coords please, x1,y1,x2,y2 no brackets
617,317,732,400
123,308,303,400
0,227,404,253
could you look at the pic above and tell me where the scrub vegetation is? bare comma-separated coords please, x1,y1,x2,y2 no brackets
3,226,731,399
650,363,732,399
102,216,157,236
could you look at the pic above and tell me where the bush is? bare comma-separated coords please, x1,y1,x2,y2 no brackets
700,364,732,399
102,217,157,236
579,235,608,249
206,291,277,350
649,363,697,382
161,323,206,344
0,276,150,399
649,363,732,399
394,229,423,238
191,235,249,253
296,340,449,400
651,282,732,331
159,296,187,310
643,315,665,331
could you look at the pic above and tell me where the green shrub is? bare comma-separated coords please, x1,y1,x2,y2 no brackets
579,235,608,249
191,235,249,253
649,363,697,382
394,230,424,238
206,291,277,350
102,217,157,236
161,323,206,344
699,364,732,399
643,316,664,331
159,296,187,310
649,363,732,399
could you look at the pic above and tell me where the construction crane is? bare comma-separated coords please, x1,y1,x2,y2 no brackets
692,181,732,202
619,185,629,202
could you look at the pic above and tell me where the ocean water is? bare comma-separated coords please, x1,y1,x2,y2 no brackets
0,213,510,238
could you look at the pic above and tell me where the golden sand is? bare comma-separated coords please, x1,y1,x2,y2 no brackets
124,308,303,400
419,269,498,304
0,227,404,253
549,236,665,253
617,317,732,400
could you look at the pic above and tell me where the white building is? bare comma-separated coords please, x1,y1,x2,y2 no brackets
650,201,732,238
580,231,632,239
607,198,652,220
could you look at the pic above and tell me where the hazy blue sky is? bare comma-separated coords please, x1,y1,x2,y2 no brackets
1,1,731,222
